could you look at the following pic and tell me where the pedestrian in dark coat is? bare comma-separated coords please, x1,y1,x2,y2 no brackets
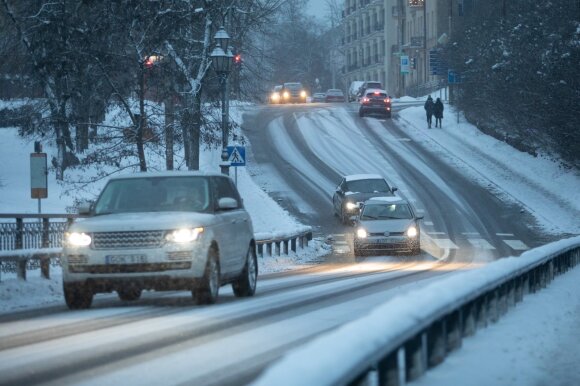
424,96,434,128
434,97,444,128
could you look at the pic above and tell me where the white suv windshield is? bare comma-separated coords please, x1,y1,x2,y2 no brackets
93,176,210,214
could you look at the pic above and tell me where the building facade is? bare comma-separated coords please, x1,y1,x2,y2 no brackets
341,0,464,97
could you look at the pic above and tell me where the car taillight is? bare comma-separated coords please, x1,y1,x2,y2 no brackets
384,98,390,103
362,97,370,103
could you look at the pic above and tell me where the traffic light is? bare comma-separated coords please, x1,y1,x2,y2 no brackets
410,57,417,70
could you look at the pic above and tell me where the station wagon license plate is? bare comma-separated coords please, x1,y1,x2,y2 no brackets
105,254,147,264
370,237,406,244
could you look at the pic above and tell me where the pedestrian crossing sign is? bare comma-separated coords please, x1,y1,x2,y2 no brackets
226,146,246,166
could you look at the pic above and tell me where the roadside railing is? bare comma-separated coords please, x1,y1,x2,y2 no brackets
0,214,78,281
252,236,580,386
255,228,313,257
0,214,313,282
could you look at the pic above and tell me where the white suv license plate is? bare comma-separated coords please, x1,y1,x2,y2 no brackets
105,254,148,264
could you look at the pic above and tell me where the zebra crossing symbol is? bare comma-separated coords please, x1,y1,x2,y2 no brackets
226,146,246,166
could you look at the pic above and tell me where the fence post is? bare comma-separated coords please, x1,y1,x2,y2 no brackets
266,242,272,257
488,291,499,323
405,333,427,381
427,320,446,367
446,310,463,352
41,218,50,279
377,351,400,386
475,295,488,329
462,302,476,337
16,218,27,280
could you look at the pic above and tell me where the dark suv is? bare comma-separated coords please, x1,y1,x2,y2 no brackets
281,82,308,103
357,81,383,100
359,89,392,118
332,174,397,224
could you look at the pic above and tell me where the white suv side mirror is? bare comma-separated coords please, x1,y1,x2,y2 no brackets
77,201,92,215
218,197,238,210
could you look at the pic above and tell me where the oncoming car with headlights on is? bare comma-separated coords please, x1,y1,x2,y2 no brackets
61,172,257,309
332,174,398,224
269,85,283,104
281,82,308,103
353,196,423,256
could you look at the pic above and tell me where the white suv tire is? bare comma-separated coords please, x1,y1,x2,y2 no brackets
193,249,220,305
232,246,258,297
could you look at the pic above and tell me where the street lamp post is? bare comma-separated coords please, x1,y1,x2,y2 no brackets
210,27,233,176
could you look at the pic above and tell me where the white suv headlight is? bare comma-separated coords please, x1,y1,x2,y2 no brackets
166,227,204,243
406,226,418,238
66,232,92,247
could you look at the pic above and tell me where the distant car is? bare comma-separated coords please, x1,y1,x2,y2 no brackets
325,89,345,102
269,85,283,104
359,89,392,118
349,81,365,102
353,196,423,256
281,82,308,103
357,81,383,100
332,174,398,224
311,92,326,102
61,172,257,309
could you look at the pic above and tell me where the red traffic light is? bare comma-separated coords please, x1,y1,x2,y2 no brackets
234,54,242,64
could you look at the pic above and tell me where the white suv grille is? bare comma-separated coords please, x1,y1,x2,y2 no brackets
92,231,165,249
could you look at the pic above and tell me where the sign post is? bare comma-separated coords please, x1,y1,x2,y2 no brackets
30,142,48,214
226,145,246,185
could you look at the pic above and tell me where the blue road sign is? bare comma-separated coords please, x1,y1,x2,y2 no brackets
226,146,246,166
448,69,462,84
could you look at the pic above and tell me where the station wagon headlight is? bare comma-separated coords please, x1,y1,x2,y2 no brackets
66,232,92,247
166,227,204,243
407,226,418,238
356,228,368,238
345,201,358,211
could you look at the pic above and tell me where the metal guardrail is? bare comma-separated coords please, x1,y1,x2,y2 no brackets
253,236,580,386
0,214,313,281
255,229,313,258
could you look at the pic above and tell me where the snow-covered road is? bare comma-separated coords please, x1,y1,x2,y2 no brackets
1,97,578,386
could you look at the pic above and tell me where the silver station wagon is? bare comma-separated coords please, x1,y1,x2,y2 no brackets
353,196,423,256
62,172,257,309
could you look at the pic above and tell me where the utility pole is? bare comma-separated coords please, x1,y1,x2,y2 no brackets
424,0,428,86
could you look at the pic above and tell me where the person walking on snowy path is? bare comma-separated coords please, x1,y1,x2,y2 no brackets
434,97,444,128
424,96,434,129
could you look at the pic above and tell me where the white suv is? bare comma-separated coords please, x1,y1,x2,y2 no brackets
62,172,257,309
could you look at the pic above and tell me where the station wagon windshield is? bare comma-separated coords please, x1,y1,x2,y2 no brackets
361,203,412,220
